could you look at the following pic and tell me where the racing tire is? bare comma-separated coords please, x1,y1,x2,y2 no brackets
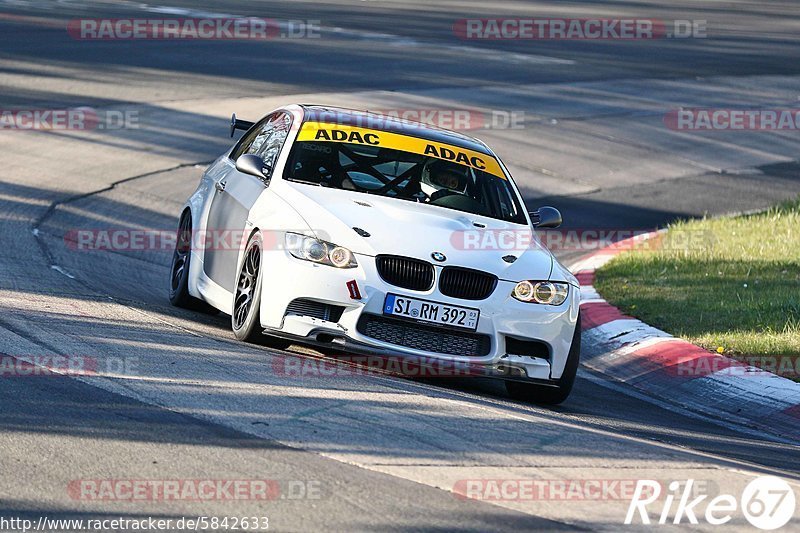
232,231,268,342
231,231,294,349
505,313,581,405
169,211,218,315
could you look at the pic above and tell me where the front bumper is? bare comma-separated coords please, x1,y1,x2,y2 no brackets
259,250,580,381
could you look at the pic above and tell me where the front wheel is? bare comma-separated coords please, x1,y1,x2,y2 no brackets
505,313,581,405
231,232,293,349
232,231,266,342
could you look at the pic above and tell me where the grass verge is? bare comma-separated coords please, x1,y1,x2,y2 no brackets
595,198,800,376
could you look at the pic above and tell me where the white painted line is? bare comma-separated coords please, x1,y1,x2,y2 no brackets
571,254,616,273
579,285,602,301
614,335,680,354
50,265,76,279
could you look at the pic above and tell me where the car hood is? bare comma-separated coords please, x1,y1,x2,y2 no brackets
277,183,554,281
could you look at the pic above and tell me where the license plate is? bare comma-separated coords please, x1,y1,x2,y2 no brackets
383,294,479,331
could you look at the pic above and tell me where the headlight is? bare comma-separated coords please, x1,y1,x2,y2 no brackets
512,281,569,305
285,233,357,268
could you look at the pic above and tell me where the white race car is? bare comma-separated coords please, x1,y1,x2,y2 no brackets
170,105,581,403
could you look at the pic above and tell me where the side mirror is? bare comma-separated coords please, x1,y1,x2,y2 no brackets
530,206,562,229
236,154,269,181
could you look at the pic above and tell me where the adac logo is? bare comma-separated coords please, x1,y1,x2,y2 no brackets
431,252,447,262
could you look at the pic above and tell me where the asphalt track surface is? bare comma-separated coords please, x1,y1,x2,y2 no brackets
2,1,800,530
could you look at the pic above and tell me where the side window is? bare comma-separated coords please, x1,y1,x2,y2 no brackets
230,112,292,167
249,113,291,173
230,118,267,160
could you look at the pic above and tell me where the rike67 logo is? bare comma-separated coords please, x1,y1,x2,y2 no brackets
626,476,796,529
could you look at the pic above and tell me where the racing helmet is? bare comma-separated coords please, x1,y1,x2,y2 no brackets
421,159,470,197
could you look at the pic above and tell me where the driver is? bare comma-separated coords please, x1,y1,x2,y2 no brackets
421,160,469,199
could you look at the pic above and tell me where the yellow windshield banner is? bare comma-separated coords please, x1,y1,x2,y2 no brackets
296,121,506,180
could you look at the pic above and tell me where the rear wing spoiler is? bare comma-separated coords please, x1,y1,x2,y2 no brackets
230,113,254,137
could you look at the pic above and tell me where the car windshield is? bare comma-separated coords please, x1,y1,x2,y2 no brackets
284,126,527,224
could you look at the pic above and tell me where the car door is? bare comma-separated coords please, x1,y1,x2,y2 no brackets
203,111,292,292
